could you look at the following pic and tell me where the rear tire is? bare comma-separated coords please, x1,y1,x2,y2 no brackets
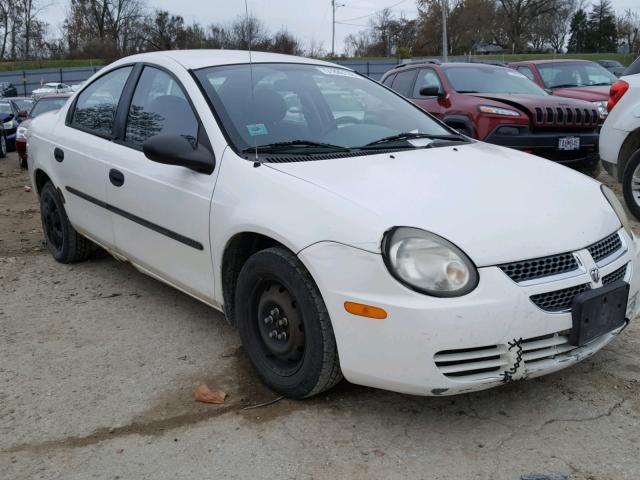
40,181,93,263
235,247,342,399
622,149,640,220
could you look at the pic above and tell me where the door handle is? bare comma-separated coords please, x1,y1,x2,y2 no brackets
109,169,125,187
54,147,64,162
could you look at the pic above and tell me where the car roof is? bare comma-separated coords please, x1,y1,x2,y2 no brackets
110,49,339,71
513,59,594,65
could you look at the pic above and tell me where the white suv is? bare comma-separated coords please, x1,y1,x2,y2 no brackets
600,57,640,218
27,50,640,399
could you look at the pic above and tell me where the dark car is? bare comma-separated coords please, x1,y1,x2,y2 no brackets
597,60,626,78
0,82,18,97
0,98,30,151
380,62,601,172
15,93,71,168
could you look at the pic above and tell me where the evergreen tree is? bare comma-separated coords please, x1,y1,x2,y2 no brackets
585,0,617,52
568,9,588,53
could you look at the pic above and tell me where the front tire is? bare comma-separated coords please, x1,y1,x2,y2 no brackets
40,181,93,263
235,247,342,399
0,132,6,158
622,149,640,220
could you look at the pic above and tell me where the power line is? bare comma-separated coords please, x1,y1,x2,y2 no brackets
338,0,412,22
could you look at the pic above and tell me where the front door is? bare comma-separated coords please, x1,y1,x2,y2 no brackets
106,66,217,302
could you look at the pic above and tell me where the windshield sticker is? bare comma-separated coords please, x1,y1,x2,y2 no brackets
246,124,269,136
316,67,360,78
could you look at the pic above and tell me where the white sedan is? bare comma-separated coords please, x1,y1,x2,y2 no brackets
28,50,640,398
31,82,71,99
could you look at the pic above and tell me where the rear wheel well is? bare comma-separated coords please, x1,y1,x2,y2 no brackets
34,169,52,195
619,128,640,182
221,232,287,326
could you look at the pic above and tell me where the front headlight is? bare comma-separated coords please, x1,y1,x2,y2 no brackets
601,185,633,239
3,120,12,129
478,105,521,117
16,126,27,139
593,101,608,118
382,227,479,297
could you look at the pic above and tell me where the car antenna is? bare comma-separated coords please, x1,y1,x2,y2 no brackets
245,0,261,168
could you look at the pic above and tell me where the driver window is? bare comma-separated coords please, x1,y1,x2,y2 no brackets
413,69,443,98
125,67,199,149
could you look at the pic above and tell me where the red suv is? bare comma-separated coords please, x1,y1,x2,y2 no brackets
380,61,601,172
509,59,617,118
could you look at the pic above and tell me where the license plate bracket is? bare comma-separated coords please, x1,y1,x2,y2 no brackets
558,136,580,150
570,281,628,347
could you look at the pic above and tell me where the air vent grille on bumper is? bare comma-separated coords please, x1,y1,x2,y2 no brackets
530,283,591,312
434,345,510,380
499,252,578,283
588,232,622,263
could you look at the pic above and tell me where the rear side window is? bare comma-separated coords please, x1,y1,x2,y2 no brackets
70,67,132,137
125,67,199,149
391,70,417,97
625,56,640,76
382,73,396,87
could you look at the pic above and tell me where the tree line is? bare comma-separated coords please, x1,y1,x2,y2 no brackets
0,0,325,61
345,0,639,57
0,0,638,62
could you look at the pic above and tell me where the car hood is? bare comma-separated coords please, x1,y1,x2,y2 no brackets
267,142,620,266
469,93,593,111
550,86,610,102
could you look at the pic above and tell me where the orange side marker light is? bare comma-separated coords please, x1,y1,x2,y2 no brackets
344,302,387,320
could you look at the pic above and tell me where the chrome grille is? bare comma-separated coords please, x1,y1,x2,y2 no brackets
530,283,591,312
532,106,598,127
499,252,578,283
588,232,622,263
602,264,627,285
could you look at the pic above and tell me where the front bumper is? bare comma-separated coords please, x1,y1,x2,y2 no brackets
299,230,640,396
484,127,599,166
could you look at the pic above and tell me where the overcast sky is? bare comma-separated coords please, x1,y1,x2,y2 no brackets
44,0,640,55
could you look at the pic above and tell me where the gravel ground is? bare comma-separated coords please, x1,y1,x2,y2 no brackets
1,152,640,480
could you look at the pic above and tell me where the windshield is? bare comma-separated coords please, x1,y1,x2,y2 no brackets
444,66,546,95
13,98,33,112
194,63,453,153
0,103,12,114
538,62,618,88
30,97,68,118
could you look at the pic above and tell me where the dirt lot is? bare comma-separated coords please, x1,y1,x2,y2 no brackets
1,152,640,480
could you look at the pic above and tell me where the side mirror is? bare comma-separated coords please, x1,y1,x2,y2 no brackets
143,135,215,174
419,86,443,97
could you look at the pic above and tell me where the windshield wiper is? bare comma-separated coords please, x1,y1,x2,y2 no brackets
457,90,479,93
589,82,612,86
241,140,350,155
549,83,579,88
360,132,466,149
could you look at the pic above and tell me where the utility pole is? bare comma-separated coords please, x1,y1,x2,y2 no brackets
331,0,345,57
441,0,448,61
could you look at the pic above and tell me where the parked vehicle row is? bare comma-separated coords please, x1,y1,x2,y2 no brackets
381,61,601,173
0,97,33,160
27,50,640,399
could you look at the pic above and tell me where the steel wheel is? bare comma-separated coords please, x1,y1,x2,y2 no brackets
41,192,64,252
254,280,306,376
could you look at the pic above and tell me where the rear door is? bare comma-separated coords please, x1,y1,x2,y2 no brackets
390,69,417,98
106,65,217,302
53,66,134,248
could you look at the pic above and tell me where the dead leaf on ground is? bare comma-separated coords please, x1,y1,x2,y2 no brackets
193,384,226,404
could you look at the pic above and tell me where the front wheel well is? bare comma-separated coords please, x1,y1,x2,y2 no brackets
221,232,288,326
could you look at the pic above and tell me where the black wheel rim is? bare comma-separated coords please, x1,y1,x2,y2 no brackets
42,193,64,251
252,280,306,376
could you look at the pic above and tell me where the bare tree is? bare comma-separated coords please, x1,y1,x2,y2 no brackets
497,0,560,53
